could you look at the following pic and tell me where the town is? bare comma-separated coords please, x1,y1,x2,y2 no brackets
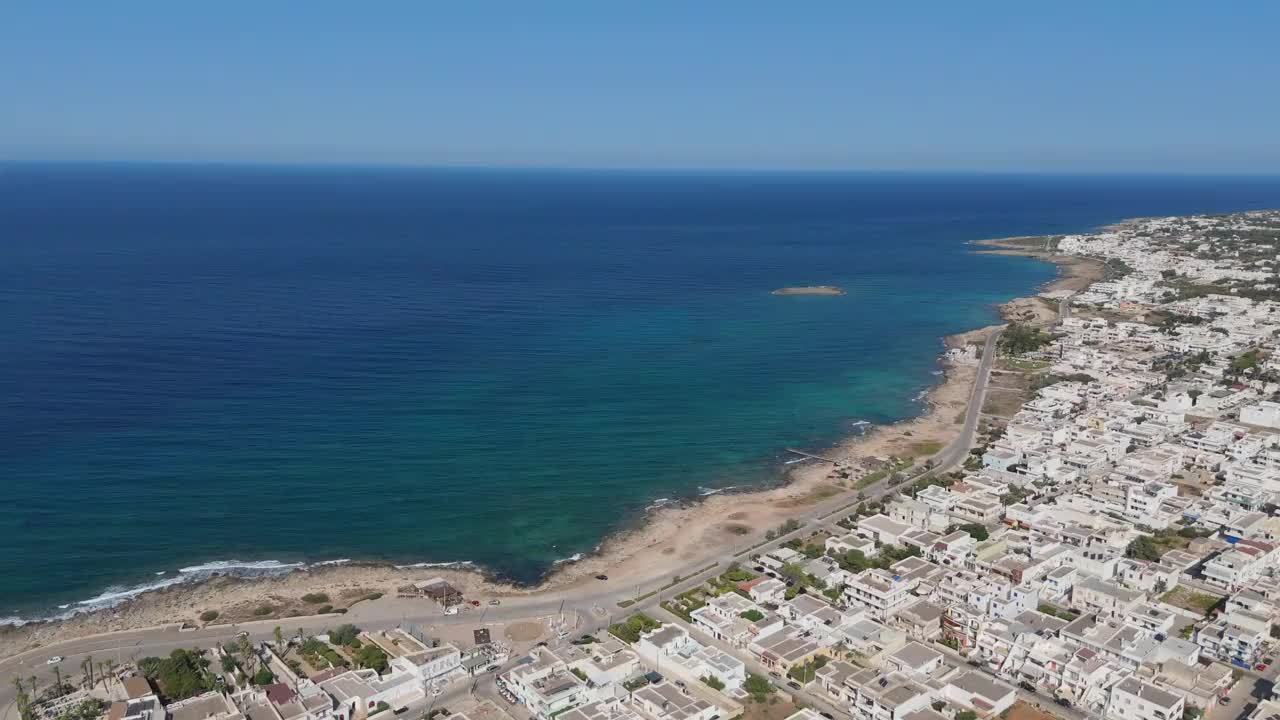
10,210,1280,720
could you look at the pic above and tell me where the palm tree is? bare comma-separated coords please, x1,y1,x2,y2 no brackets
52,665,63,697
238,636,255,672
27,676,37,701
273,626,284,652
12,677,23,696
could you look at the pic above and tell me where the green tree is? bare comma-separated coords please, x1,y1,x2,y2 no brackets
701,675,725,692
237,636,256,672
739,609,764,622
252,667,275,686
328,624,361,647
951,523,989,542
273,627,284,652
354,644,389,674
743,674,775,702
1126,535,1163,562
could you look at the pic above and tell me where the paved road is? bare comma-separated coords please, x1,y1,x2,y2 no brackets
1,330,1008,719
932,329,1001,473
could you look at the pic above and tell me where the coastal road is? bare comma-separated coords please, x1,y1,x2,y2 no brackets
1,328,1009,719
932,329,1001,473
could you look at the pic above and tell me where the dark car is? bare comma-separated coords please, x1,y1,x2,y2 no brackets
787,681,802,691
595,574,609,581
819,713,834,720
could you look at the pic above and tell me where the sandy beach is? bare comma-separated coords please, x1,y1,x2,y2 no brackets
0,232,1102,659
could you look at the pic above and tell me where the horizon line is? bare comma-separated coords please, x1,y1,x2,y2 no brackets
4,158,1280,179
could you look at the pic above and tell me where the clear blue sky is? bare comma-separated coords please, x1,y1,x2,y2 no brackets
3,1,1278,172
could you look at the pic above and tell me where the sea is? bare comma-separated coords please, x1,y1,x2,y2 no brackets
4,164,1280,622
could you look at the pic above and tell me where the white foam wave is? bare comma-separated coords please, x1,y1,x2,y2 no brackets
645,497,674,511
12,557,324,625
393,560,478,570
311,558,351,567
552,553,586,566
177,559,304,575
699,486,735,496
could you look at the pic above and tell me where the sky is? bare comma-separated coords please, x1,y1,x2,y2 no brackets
3,2,1279,173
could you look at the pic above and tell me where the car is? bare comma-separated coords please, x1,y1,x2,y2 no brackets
1257,663,1269,671
557,630,570,639
1267,657,1276,664
674,680,686,688
444,606,459,616
819,713,834,720
489,599,501,606
787,681,801,691
471,600,481,607
595,574,609,581
752,566,766,573
768,671,781,679
46,656,63,665
236,631,250,638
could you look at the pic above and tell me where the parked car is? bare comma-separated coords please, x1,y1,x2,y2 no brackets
470,600,481,606
444,606,459,616
595,574,609,581
46,656,62,665
489,599,501,606
1257,663,1269,672
787,681,802,691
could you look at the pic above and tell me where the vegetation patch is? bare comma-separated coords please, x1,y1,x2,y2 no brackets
1161,587,1223,616
608,613,662,643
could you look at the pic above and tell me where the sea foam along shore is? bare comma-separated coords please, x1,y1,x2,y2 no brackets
0,233,1103,659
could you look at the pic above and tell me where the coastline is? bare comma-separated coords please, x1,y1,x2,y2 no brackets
0,232,1100,659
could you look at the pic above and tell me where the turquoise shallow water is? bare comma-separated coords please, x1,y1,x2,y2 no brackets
4,166,1280,619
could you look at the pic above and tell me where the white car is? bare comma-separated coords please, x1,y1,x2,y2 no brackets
46,656,63,665
444,606,459,616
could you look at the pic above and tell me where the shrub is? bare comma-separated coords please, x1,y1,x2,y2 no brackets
252,667,274,686
328,623,361,646
139,649,214,702
199,610,219,623
364,592,384,601
701,675,725,691
375,702,391,715
739,609,764,622
316,605,334,614
743,674,775,702
301,593,330,605
253,605,273,617
355,644,388,673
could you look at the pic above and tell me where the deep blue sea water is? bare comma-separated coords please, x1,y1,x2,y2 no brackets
4,165,1280,619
